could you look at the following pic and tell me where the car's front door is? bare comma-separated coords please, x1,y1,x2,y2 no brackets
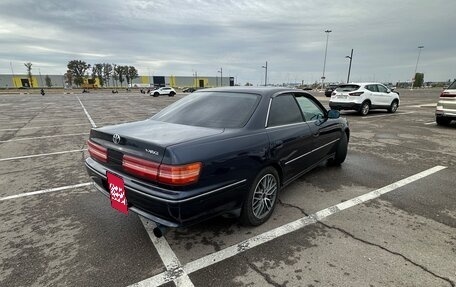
295,94,342,162
376,84,392,106
266,94,315,184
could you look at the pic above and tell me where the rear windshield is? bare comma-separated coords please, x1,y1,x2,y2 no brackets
336,85,360,92
151,92,260,128
448,80,456,90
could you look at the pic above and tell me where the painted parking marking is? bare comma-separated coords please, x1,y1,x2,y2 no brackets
404,103,436,108
131,165,446,287
424,121,436,125
0,132,89,143
0,149,87,162
0,121,131,132
0,123,92,131
0,115,130,125
139,218,195,287
0,182,92,201
77,96,97,127
361,111,414,119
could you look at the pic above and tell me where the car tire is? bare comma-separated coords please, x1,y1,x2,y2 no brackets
153,92,159,97
436,117,451,126
359,101,370,116
388,100,399,113
240,167,280,226
328,131,348,166
169,91,175,97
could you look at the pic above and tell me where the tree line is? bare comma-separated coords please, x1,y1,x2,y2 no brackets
65,60,139,88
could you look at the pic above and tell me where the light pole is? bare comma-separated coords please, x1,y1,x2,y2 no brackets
321,29,332,90
262,61,268,86
218,67,223,86
411,45,424,90
345,49,353,83
193,71,198,88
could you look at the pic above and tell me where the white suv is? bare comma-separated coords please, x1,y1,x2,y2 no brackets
150,87,176,97
435,80,456,125
329,83,400,116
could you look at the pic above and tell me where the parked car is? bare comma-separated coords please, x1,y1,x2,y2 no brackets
435,80,456,125
85,87,349,234
329,83,400,116
325,84,339,97
150,87,176,97
182,87,197,93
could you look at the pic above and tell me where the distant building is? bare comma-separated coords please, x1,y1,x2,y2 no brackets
0,74,234,89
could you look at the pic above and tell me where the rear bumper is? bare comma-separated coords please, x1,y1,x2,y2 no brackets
85,158,247,227
435,110,456,119
329,101,361,111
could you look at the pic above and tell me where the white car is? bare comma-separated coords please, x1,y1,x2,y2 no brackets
435,80,456,125
150,87,176,97
329,83,400,116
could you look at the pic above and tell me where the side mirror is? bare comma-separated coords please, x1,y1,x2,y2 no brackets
327,109,340,119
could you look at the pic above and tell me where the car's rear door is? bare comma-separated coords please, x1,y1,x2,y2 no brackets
266,94,315,183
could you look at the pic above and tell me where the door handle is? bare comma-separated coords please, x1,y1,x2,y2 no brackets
273,140,283,148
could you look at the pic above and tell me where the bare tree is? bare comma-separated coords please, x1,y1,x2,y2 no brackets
102,63,113,88
24,62,33,87
45,75,52,88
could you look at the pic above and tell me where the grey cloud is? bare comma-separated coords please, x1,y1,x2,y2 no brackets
0,0,455,84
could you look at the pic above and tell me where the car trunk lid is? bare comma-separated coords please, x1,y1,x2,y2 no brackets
89,119,224,171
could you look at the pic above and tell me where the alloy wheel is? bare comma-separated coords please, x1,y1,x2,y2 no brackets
252,174,277,219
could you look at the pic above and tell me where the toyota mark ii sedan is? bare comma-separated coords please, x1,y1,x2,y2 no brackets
85,87,350,230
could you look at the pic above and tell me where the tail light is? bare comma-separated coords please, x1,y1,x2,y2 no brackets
123,155,159,181
158,162,202,185
349,91,364,96
87,140,108,162
440,92,456,98
122,154,202,186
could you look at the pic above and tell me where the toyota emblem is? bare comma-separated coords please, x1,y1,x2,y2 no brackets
113,134,121,144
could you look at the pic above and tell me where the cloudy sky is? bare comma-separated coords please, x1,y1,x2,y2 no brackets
0,0,455,85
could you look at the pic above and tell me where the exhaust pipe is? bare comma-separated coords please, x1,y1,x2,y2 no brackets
153,224,168,238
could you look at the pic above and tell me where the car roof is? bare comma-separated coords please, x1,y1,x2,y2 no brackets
194,86,301,97
342,82,385,86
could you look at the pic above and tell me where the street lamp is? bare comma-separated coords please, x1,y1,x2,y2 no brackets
262,61,268,86
193,71,198,89
218,67,223,86
345,49,353,83
321,29,332,90
410,45,424,90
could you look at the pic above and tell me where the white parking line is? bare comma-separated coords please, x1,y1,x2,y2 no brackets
131,165,446,286
0,149,87,162
0,123,91,131
0,182,92,201
0,133,89,143
404,103,436,108
361,111,414,119
139,218,195,287
424,121,436,125
77,96,97,127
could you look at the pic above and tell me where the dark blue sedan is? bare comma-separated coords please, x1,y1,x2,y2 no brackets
85,87,349,233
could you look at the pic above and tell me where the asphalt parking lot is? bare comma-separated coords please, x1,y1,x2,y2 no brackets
0,88,455,287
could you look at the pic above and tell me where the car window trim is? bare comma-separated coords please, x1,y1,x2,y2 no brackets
265,121,308,130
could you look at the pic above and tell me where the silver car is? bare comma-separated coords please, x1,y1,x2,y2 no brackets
436,80,456,125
